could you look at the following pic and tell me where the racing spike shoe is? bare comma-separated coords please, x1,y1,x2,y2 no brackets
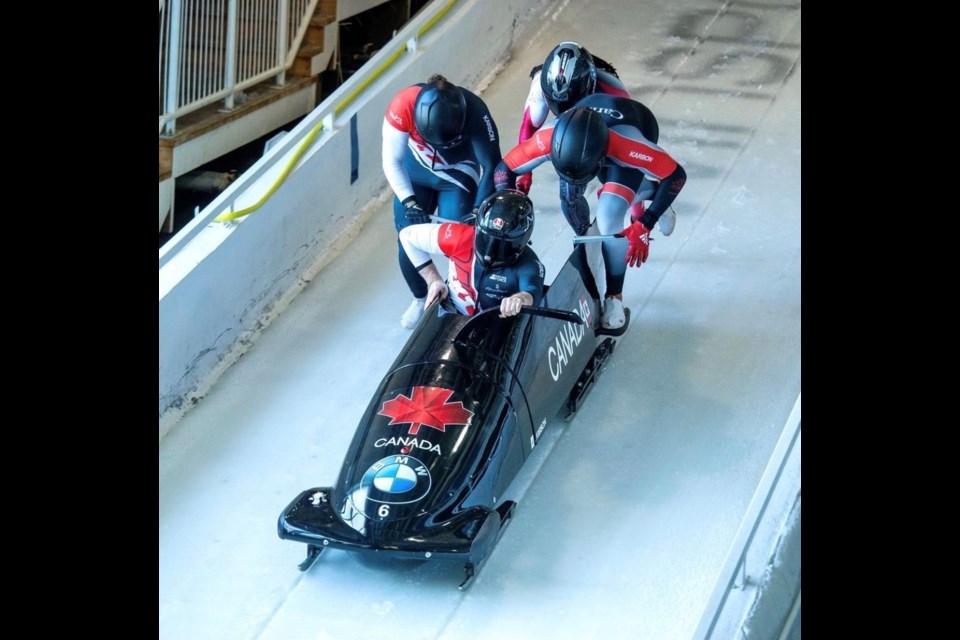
400,298,426,329
601,297,625,330
657,207,676,237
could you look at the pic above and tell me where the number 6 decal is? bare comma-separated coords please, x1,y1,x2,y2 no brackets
378,504,390,518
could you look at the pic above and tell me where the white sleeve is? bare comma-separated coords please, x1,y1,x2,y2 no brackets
382,119,415,202
399,224,442,269
524,72,551,130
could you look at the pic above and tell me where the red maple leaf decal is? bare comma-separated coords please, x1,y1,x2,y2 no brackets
378,386,474,435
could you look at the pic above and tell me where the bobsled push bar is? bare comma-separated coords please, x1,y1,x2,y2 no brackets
573,231,662,245
572,234,622,244
428,214,478,224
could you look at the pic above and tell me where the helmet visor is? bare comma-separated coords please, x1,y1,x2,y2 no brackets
545,96,574,117
555,158,603,185
475,230,519,268
430,132,464,150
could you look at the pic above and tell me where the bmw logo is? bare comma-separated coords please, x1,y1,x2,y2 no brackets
360,455,432,504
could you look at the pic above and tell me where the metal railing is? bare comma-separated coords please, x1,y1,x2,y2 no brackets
693,393,802,640
211,0,461,224
159,0,318,136
159,0,463,267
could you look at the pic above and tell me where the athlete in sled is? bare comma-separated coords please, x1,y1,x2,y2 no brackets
278,193,630,589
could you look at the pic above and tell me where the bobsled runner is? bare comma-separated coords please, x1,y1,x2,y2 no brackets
278,235,630,589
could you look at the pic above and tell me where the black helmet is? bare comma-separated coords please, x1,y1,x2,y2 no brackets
474,190,535,268
414,82,467,149
540,42,597,115
550,107,609,185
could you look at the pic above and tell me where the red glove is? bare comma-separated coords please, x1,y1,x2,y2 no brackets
621,221,652,268
516,173,532,195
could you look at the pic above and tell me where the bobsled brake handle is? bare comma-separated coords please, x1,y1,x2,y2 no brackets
521,306,585,325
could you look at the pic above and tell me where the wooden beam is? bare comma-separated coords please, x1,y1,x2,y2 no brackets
158,76,316,156
159,143,173,181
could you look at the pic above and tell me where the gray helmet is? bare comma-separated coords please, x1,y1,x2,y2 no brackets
540,42,597,116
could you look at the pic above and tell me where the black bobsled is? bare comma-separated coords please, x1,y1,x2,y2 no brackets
278,237,630,589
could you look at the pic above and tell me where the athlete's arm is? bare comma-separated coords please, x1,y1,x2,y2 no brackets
382,119,414,202
470,102,503,206
518,72,550,143
494,127,554,190
398,222,443,269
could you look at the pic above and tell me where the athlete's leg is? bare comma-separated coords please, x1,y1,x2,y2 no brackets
394,202,432,300
559,179,591,235
435,181,475,221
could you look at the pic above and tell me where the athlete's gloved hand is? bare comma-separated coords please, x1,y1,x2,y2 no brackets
621,221,652,268
516,173,533,195
402,196,429,225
